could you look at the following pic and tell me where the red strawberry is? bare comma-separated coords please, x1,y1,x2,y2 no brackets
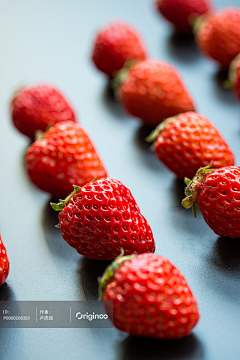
155,0,212,33
98,252,199,339
51,179,155,260
147,112,234,179
196,8,240,68
92,22,147,77
227,54,240,100
182,165,240,237
120,59,195,126
26,121,107,198
11,84,76,139
0,234,10,286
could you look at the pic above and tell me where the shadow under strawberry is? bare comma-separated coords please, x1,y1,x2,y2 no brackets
170,178,199,219
77,257,111,301
135,124,156,151
169,177,214,238
0,283,16,301
102,83,127,119
201,237,240,304
212,69,236,104
166,30,199,64
134,124,164,170
41,198,79,260
171,178,186,207
118,333,203,360
209,237,240,277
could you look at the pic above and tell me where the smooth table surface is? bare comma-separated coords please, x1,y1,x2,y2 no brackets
0,0,240,359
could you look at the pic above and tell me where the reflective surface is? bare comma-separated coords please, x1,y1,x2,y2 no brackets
0,0,239,359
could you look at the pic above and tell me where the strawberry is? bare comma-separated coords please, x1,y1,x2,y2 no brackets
182,165,240,237
226,54,240,100
98,252,199,339
51,179,155,260
0,234,10,286
92,22,147,77
11,84,76,139
26,121,107,198
155,0,212,33
120,59,195,126
147,112,235,179
196,8,240,68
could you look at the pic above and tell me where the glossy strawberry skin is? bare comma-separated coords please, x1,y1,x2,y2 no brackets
156,0,212,33
92,22,147,77
26,121,107,198
58,179,155,260
154,112,234,179
196,8,240,68
197,167,240,238
103,253,199,339
11,84,76,139
120,59,195,126
0,234,10,286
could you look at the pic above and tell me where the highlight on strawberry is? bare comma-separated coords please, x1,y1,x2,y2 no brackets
26,121,107,198
99,251,199,339
92,21,147,77
11,84,76,139
51,179,155,260
182,164,240,238
147,111,235,179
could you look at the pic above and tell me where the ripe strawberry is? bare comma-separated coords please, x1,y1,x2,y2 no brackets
51,179,155,260
226,54,240,100
155,0,212,33
0,234,10,286
120,59,195,126
26,121,107,198
92,22,147,77
11,84,76,139
182,165,240,237
147,112,234,179
196,8,240,68
98,252,199,339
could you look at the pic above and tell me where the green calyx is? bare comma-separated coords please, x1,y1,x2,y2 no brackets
50,185,81,212
51,177,98,212
224,53,240,89
192,14,206,35
110,60,137,99
98,249,135,300
181,163,215,218
35,130,45,141
146,115,178,143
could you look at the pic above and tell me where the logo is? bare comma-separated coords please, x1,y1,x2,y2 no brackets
75,312,108,321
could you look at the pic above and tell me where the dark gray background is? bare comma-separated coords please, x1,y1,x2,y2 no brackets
0,0,239,359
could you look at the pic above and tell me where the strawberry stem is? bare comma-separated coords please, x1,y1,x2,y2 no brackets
192,14,206,35
184,177,191,186
35,130,45,141
181,163,215,217
225,53,240,89
111,60,137,96
51,185,81,211
98,249,135,300
146,116,177,143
